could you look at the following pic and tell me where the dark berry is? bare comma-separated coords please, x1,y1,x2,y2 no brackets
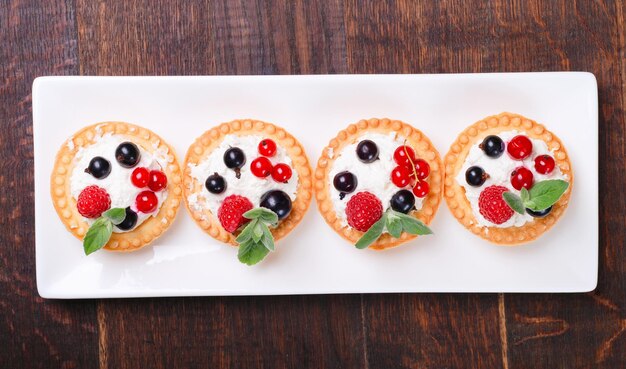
224,147,246,179
85,156,111,179
116,207,138,231
115,142,141,168
465,166,489,187
333,171,358,194
390,189,415,214
260,190,292,220
479,135,505,158
205,172,226,194
526,206,552,218
224,147,246,169
356,140,379,163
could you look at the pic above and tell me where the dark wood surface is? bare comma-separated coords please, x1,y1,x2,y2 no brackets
1,0,624,368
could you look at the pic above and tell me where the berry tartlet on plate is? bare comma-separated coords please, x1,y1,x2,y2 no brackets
315,118,443,250
444,112,573,245
183,119,313,265
51,122,183,254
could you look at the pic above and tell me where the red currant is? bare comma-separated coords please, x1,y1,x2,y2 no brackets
136,191,158,213
510,167,534,190
534,155,555,174
271,163,292,183
258,139,277,157
391,166,412,187
412,159,430,180
412,181,430,198
393,145,416,167
131,167,150,188
250,157,273,177
507,135,533,160
148,170,167,192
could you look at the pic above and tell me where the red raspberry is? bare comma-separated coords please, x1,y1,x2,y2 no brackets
77,185,111,218
478,185,514,225
218,195,254,233
345,192,383,232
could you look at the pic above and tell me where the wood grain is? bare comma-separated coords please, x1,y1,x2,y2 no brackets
0,1,99,368
1,0,625,368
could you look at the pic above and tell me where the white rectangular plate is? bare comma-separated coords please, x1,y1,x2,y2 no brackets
34,73,598,298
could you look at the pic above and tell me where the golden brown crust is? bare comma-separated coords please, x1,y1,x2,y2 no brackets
443,112,573,245
314,118,444,250
183,119,313,245
50,122,184,252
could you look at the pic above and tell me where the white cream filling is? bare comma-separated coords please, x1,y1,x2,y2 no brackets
187,135,299,218
328,132,424,228
455,130,567,228
70,133,170,232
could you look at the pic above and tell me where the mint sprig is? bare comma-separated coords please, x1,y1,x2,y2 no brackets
355,209,433,249
502,179,569,214
236,208,278,265
83,208,126,255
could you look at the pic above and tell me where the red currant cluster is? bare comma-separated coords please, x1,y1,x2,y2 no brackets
131,167,168,213
390,145,431,198
250,139,293,183
507,135,556,191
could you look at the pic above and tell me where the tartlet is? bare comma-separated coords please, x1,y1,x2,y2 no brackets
183,119,313,264
444,112,573,245
315,118,443,250
51,122,183,253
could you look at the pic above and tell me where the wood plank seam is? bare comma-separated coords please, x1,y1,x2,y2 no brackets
360,294,370,369
498,294,509,369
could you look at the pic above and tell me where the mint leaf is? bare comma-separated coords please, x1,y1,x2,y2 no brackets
252,222,264,243
503,192,525,215
386,216,402,238
235,208,277,265
355,213,387,249
237,239,270,266
261,224,275,251
103,208,126,225
83,218,113,255
520,188,530,203
244,208,278,225
526,179,569,211
398,215,433,235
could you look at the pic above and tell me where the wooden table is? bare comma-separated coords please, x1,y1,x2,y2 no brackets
1,1,624,368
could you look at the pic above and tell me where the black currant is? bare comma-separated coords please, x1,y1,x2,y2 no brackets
116,207,138,231
224,147,246,178
356,140,379,163
333,171,358,194
465,166,489,187
260,190,292,220
205,172,226,194
479,135,505,158
115,142,141,168
390,189,415,214
85,156,111,179
526,206,552,218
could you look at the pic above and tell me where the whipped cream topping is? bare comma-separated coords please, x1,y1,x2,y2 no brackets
70,133,170,232
455,130,567,228
187,134,299,218
328,132,424,228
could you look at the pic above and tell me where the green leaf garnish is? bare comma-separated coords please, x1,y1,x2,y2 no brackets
501,179,569,214
503,192,525,215
527,179,569,211
83,218,113,255
355,213,387,249
354,209,433,249
83,207,125,255
103,208,126,225
235,208,278,265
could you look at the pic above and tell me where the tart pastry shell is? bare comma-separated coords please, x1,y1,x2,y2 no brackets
443,112,573,245
183,119,314,245
51,122,184,252
315,118,444,250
